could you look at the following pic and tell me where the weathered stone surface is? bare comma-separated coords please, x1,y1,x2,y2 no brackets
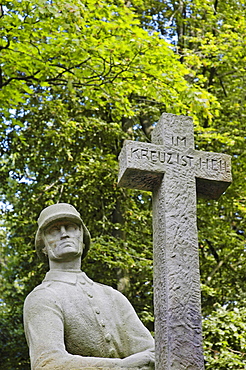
24,204,155,370
118,116,231,198
118,113,232,370
118,141,165,191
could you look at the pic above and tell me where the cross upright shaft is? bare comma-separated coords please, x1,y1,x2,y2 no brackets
118,114,232,370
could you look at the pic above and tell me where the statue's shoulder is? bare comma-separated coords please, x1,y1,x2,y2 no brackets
93,280,117,293
93,280,130,303
24,280,56,304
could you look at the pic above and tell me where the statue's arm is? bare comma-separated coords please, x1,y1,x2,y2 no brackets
111,287,155,356
24,288,154,370
104,286,155,368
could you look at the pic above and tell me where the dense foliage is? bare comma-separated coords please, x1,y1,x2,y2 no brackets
0,0,245,369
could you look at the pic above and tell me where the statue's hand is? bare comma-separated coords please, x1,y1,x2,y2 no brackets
120,349,155,369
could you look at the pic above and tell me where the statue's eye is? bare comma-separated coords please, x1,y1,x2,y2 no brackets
66,224,78,232
47,226,60,236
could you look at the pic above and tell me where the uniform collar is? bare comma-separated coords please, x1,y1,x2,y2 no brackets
43,269,93,285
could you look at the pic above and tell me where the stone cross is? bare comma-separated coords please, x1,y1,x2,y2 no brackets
118,113,232,370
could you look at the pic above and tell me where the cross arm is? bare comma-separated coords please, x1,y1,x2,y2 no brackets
118,140,165,192
194,150,232,199
118,140,232,199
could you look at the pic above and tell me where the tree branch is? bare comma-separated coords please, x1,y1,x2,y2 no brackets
219,77,227,97
0,4,4,18
206,248,235,283
205,239,219,262
0,37,10,51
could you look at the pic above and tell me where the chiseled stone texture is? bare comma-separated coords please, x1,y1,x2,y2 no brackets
118,113,232,370
152,115,202,370
118,116,231,199
152,166,203,369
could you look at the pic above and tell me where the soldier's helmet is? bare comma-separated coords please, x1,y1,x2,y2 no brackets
35,203,91,261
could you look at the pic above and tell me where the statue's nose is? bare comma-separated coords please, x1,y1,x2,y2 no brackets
60,226,68,238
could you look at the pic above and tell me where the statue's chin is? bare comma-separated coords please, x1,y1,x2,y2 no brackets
50,247,82,262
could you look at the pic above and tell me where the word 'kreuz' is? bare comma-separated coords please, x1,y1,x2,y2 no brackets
131,147,193,166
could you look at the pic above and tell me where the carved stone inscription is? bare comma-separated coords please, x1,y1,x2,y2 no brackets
131,147,194,167
130,146,231,174
172,136,187,146
118,113,232,370
118,138,231,194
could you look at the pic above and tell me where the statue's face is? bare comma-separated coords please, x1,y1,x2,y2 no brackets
43,220,83,261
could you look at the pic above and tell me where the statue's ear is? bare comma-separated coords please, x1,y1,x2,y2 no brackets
42,246,48,256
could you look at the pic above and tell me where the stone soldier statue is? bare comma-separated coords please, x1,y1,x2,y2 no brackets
24,203,155,370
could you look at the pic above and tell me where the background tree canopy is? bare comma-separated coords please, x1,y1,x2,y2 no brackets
0,0,245,369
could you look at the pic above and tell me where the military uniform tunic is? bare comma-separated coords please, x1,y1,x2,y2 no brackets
24,270,154,370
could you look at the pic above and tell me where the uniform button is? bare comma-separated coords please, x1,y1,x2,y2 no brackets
109,348,116,357
87,293,93,298
95,308,100,314
105,333,111,342
101,321,105,327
